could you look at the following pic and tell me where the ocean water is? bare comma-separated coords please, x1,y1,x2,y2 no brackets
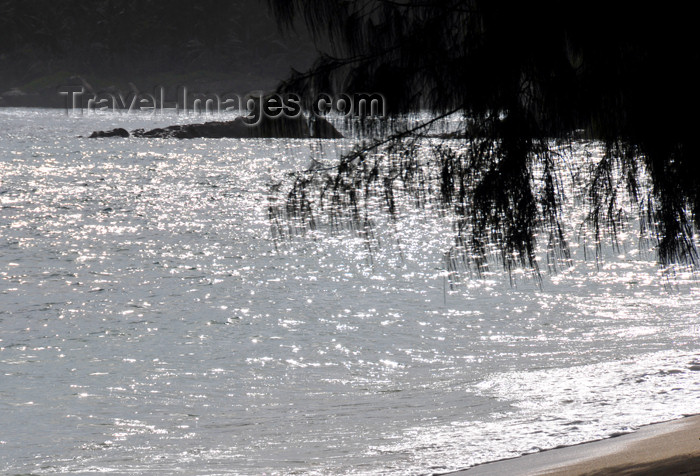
1,108,699,475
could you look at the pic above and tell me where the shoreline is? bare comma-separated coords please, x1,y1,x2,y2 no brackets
445,414,700,476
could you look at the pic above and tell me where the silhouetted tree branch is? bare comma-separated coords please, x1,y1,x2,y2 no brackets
268,0,700,270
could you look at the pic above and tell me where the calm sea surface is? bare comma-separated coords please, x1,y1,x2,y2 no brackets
1,108,699,475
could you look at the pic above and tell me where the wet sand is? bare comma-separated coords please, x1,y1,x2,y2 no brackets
448,414,700,475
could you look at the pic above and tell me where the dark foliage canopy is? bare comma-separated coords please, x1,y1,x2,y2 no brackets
268,0,700,270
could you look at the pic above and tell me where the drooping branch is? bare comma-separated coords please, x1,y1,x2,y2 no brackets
267,1,700,268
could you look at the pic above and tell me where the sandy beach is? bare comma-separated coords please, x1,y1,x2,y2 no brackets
450,414,700,475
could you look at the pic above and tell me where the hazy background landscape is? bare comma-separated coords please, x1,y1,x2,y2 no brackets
0,0,320,107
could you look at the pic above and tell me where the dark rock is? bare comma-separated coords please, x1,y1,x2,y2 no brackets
89,128,130,138
131,120,249,139
91,114,343,139
132,115,312,139
310,116,344,139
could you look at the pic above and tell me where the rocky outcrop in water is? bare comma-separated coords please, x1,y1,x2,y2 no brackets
88,127,130,138
89,115,343,139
